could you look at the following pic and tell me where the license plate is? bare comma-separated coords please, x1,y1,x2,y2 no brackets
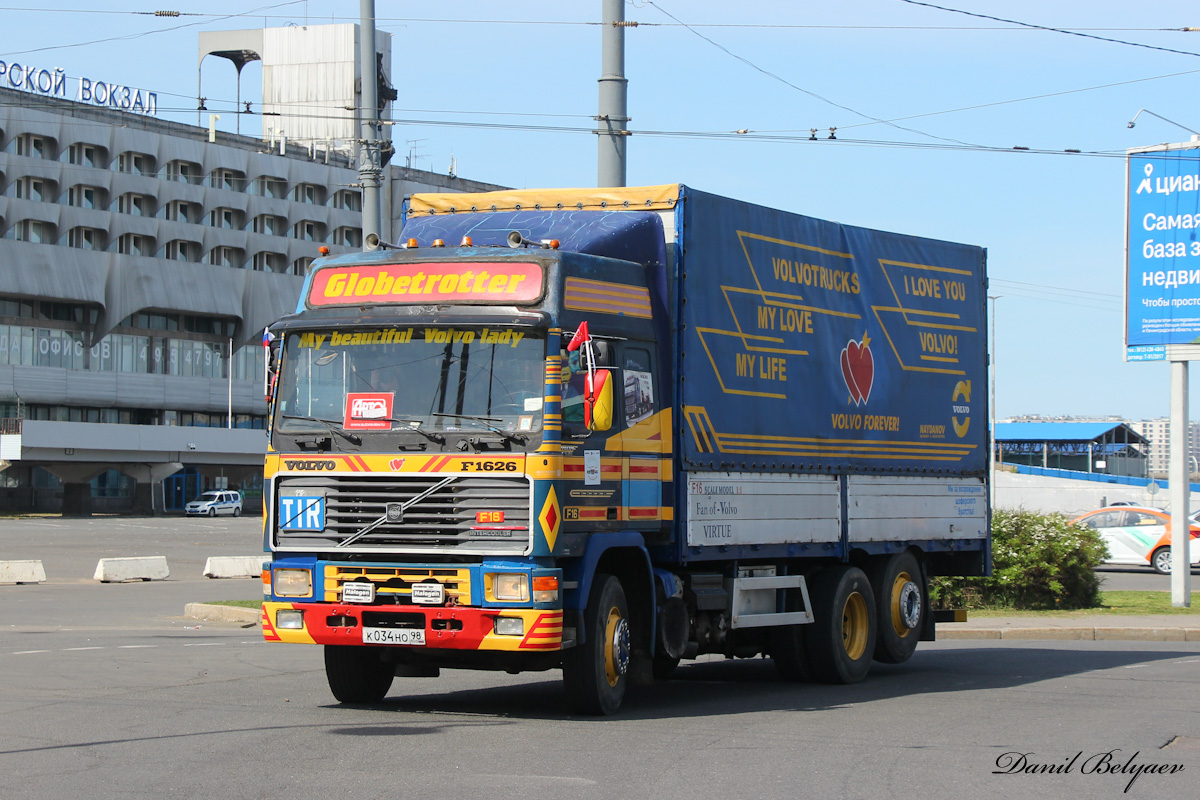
410,582,445,605
341,582,375,604
362,627,425,646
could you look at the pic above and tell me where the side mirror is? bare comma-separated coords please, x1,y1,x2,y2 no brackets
585,369,614,432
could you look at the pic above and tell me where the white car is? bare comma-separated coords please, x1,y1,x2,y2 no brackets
185,491,243,517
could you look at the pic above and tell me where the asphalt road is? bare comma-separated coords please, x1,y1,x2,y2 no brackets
1,517,1198,799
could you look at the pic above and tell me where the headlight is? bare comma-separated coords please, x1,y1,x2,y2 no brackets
274,568,312,597
276,609,304,629
488,572,529,602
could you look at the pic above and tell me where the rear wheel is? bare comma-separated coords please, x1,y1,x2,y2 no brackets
1152,546,1173,575
233,506,241,517
324,645,394,703
207,507,215,517
563,574,629,715
804,566,876,684
867,552,924,664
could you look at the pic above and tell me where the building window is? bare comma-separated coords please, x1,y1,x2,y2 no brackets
333,227,362,248
209,168,243,191
252,214,285,236
67,185,101,209
209,208,239,230
333,190,362,211
255,176,287,198
67,143,103,167
294,183,322,205
14,177,48,202
117,233,153,256
252,251,285,272
13,221,55,243
68,227,104,250
164,160,200,184
117,152,152,175
118,193,153,216
163,200,195,223
14,134,52,159
292,221,322,242
164,240,200,262
208,246,243,268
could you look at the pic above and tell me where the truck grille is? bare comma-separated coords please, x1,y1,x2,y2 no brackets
273,474,532,555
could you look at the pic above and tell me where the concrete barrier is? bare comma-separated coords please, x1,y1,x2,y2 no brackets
0,560,47,585
203,556,263,579
93,556,170,582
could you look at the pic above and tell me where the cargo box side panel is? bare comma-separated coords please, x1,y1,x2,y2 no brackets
677,188,987,477
846,475,988,543
684,472,840,548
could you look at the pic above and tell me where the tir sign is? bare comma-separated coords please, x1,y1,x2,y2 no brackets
476,511,505,524
344,392,393,430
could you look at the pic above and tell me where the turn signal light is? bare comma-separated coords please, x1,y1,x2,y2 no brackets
533,575,559,603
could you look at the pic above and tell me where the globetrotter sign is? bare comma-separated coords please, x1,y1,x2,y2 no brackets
1126,145,1200,350
306,262,544,308
0,61,157,116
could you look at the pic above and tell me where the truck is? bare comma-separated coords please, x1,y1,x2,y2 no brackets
260,184,989,714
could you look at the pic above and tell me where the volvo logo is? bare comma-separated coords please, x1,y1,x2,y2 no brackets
385,503,404,523
284,460,336,471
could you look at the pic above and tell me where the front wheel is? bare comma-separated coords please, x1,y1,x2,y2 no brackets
324,645,394,703
1151,546,1173,575
804,566,877,684
233,506,241,517
207,507,215,517
563,573,630,715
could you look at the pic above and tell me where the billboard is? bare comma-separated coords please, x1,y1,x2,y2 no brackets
1126,145,1200,349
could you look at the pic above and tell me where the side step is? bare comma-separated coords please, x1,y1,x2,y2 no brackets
727,574,813,629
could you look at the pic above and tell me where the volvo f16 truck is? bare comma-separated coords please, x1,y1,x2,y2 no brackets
260,184,989,714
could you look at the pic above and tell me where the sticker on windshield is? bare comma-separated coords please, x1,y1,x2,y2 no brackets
344,392,393,431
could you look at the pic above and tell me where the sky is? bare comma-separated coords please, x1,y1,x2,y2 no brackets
5,0,1200,422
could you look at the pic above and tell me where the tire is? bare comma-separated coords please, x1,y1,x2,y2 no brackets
1151,546,1173,575
867,552,925,664
324,645,394,703
563,573,630,715
803,565,876,684
233,506,241,517
207,507,215,517
769,584,814,682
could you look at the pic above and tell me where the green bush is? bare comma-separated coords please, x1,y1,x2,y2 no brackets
930,509,1107,611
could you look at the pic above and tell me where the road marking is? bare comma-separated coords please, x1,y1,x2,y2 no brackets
117,645,158,649
63,647,104,651
12,650,50,655
183,643,225,647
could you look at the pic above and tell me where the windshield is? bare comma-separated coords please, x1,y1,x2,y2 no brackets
272,325,545,448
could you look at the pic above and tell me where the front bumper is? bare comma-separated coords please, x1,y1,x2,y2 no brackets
262,601,563,652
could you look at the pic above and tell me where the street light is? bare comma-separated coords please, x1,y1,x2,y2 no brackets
1127,109,1200,137
988,294,1001,511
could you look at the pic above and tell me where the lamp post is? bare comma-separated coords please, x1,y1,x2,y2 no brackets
988,295,1001,511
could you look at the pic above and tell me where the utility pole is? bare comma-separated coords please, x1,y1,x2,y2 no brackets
359,0,383,248
597,0,629,187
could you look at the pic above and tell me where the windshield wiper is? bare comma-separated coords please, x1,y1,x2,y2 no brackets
280,414,362,445
431,412,528,445
383,417,445,444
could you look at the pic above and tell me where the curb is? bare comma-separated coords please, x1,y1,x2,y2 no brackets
183,602,260,625
0,560,47,584
938,626,1200,642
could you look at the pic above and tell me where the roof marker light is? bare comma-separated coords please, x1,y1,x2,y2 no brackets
405,238,419,249
432,239,445,248
317,246,330,256
460,236,473,247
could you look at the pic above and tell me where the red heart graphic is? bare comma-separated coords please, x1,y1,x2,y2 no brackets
840,336,874,406
389,458,405,471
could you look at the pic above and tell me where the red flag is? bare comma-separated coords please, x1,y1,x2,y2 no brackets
567,322,590,352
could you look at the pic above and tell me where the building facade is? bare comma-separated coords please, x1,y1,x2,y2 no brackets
0,84,500,514
1127,418,1200,476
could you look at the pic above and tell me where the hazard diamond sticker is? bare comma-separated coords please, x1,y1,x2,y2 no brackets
538,486,561,552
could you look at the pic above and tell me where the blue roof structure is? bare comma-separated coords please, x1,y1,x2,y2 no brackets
995,422,1147,445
